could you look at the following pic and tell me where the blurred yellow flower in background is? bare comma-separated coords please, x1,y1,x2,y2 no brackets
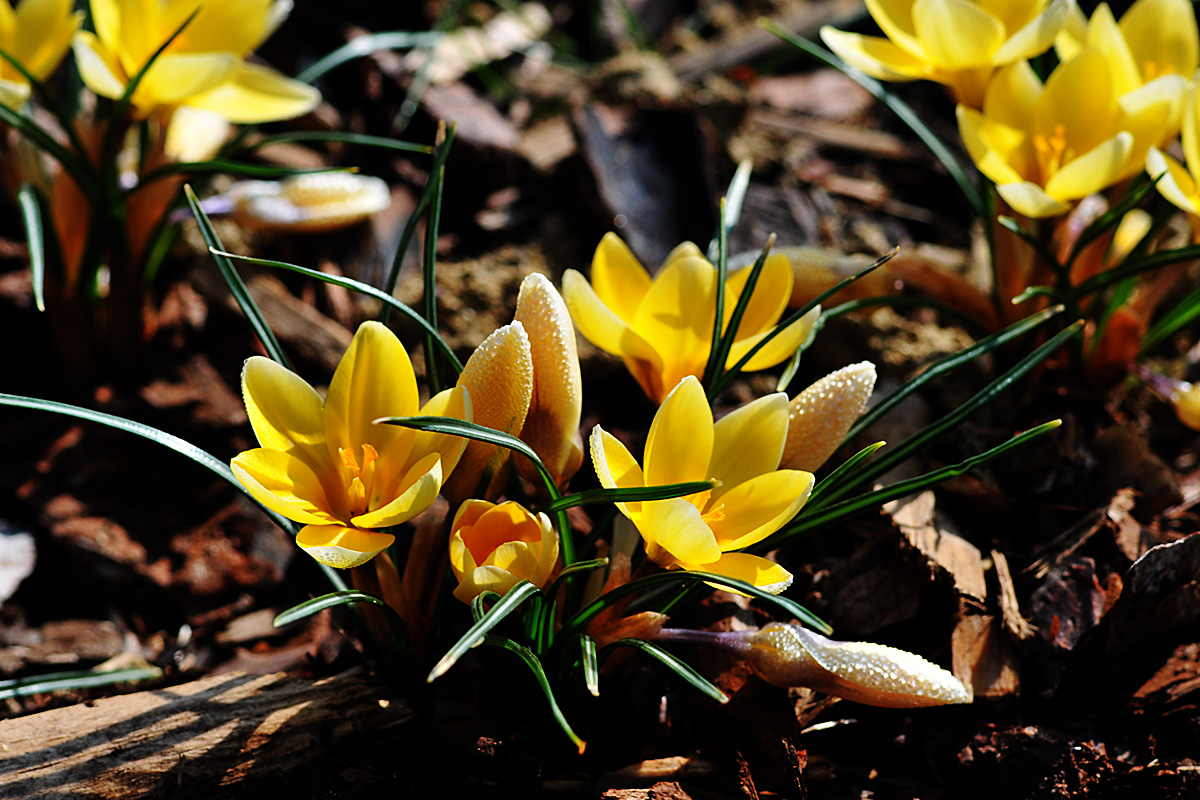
821,0,1074,108
0,0,82,108
231,322,470,569
563,233,818,404
590,376,813,591
449,500,560,603
72,0,319,125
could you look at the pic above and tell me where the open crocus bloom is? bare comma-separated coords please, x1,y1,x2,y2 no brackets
1148,78,1200,217
957,48,1179,218
590,376,813,592
448,500,560,603
231,322,470,569
563,233,819,404
0,0,82,108
72,0,319,124
820,0,1074,108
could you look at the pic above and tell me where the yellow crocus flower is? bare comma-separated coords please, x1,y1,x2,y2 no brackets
0,0,82,108
1148,78,1200,217
1057,0,1197,89
563,233,819,405
820,0,1075,108
590,376,813,592
957,48,1179,218
448,500,560,603
231,322,471,569
72,0,319,124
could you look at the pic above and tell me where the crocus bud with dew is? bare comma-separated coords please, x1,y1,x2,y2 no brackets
781,362,877,472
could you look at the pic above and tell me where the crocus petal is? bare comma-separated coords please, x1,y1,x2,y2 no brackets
911,0,1006,69
981,59,1041,130
1119,73,1188,149
138,51,239,105
1033,49,1117,157
991,0,1071,64
644,376,713,488
633,255,717,393
956,105,1027,185
352,451,442,528
1120,0,1198,80
1082,3,1140,95
642,497,722,565
819,28,931,81
164,0,274,56
185,61,320,123
706,469,813,552
231,448,339,526
709,392,788,496
996,181,1074,217
324,321,419,472
589,425,645,519
241,355,327,463
404,385,471,485
725,305,820,372
1147,147,1199,214
451,565,523,603
11,0,79,77
89,0,120,49
677,552,794,594
662,241,705,267
1184,79,1200,183
71,31,127,99
864,0,926,58
296,524,395,569
1044,132,1133,200
561,269,662,368
724,250,794,338
590,232,652,325
0,79,29,108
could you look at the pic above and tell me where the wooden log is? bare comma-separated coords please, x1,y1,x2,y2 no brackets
0,669,410,799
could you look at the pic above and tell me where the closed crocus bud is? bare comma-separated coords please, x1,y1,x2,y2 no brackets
448,500,559,603
514,273,584,488
781,362,877,472
442,322,534,504
231,173,392,232
1171,382,1200,429
658,623,971,708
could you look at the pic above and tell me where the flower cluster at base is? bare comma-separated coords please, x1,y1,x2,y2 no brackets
449,500,559,603
230,322,470,569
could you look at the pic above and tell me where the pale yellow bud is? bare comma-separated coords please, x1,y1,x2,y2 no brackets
781,362,877,472
514,273,584,487
443,322,534,503
231,173,391,232
1172,382,1200,430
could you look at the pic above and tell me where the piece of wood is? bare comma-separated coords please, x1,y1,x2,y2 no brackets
0,669,410,799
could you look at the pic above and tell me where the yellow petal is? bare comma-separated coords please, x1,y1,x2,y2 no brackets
590,232,652,325
1053,3,1089,61
231,448,339,526
164,0,273,56
352,451,442,528
643,497,722,565
296,524,395,569
911,0,1006,69
115,0,162,73
138,51,238,106
819,27,931,81
644,376,712,488
1147,147,1200,214
977,0,1045,38
1034,49,1117,159
186,61,321,123
1120,0,1198,80
11,0,79,77
452,565,523,603
1183,79,1200,180
515,273,584,486
164,105,231,161
1083,3,1140,95
677,552,795,594
561,269,662,368
405,385,471,485
709,392,788,496
996,181,1074,217
89,0,119,49
724,249,794,338
864,0,925,58
725,305,820,372
956,105,1027,185
633,255,717,393
662,241,704,267
589,425,645,519
324,321,419,472
1119,74,1188,150
982,59,1040,130
706,470,813,552
241,355,326,455
782,362,877,472
991,0,1073,65
71,31,127,99
1044,132,1133,200
0,78,30,108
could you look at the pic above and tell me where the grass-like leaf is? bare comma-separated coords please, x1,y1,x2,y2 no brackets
815,320,1082,507
471,591,503,623
0,46,93,167
428,581,541,681
240,131,434,155
602,638,729,703
580,635,600,697
558,570,830,641
540,481,714,513
700,198,730,391
708,158,753,260
185,185,292,370
706,234,776,397
1143,278,1200,352
544,558,610,604
0,103,97,198
297,31,444,83
273,589,389,626
422,122,451,394
762,19,983,217
767,420,1061,544
0,665,163,701
844,304,1065,444
1072,244,1200,300
774,305,824,392
481,635,587,754
140,160,340,187
16,183,45,312
209,248,463,373
806,441,886,505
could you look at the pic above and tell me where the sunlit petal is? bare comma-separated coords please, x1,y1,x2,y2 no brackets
710,392,788,495
561,269,662,367
241,355,326,456
71,31,127,99
644,376,712,487
724,250,794,338
591,232,652,325
911,0,1006,68
643,497,722,565
185,61,320,123
996,180,1074,217
1120,0,1198,80
589,425,645,518
139,52,238,105
231,448,338,526
296,524,394,570
864,0,925,58
677,552,794,594
725,305,820,372
820,28,931,81
708,470,813,552
782,362,878,472
1147,147,1199,214
352,452,442,528
633,255,717,393
1044,132,1133,200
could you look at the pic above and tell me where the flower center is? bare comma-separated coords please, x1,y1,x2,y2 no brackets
686,488,726,526
340,444,379,517
1033,124,1074,182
